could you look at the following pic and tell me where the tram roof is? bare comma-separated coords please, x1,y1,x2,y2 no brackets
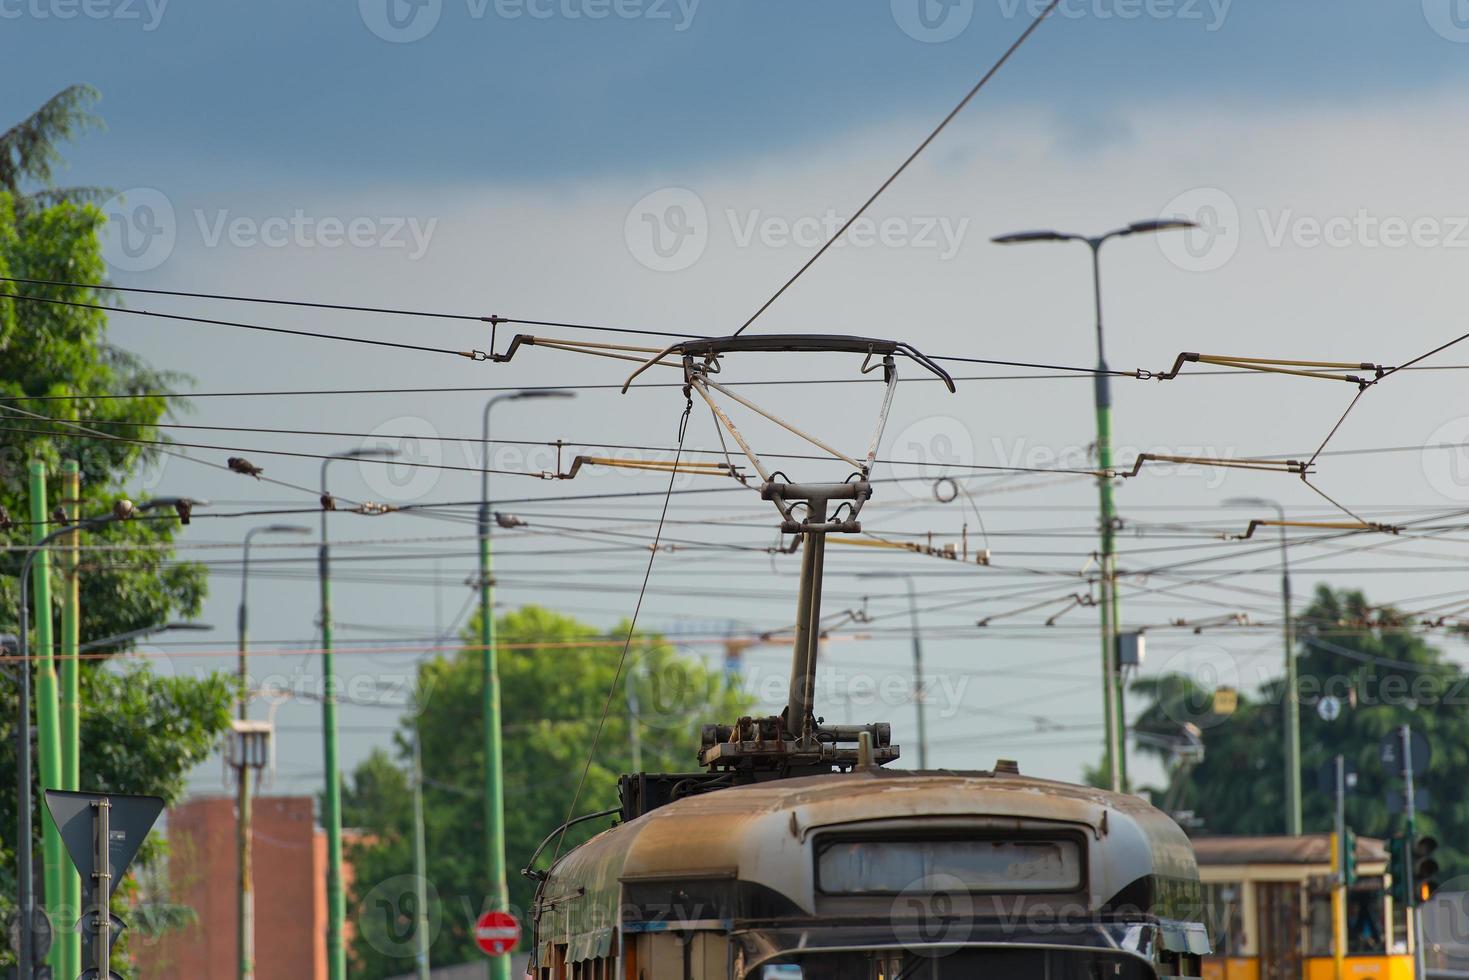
545,766,1197,889
1190,833,1388,866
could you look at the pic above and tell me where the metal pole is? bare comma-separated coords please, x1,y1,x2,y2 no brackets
17,526,36,980
238,530,256,980
626,663,643,773
412,723,431,980
93,795,112,974
904,577,928,769
1403,725,1424,980
1089,240,1125,792
60,459,81,980
320,459,347,980
1278,507,1301,836
480,397,512,980
29,463,67,979
784,498,828,736
1333,755,1346,980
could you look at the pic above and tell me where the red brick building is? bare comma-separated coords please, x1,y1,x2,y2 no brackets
134,796,354,979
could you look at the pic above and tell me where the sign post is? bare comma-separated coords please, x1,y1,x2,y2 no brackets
474,910,521,960
44,789,164,979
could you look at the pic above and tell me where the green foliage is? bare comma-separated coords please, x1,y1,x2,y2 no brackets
0,84,107,207
0,185,227,970
343,606,752,979
1132,586,1469,875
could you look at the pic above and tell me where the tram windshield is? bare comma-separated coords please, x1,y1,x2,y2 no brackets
758,949,1155,979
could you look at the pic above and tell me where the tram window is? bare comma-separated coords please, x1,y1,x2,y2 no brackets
1202,882,1245,956
817,837,1083,894
1308,885,1333,957
1347,886,1385,953
778,949,1152,978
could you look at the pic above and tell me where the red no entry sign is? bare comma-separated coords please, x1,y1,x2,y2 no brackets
475,910,521,957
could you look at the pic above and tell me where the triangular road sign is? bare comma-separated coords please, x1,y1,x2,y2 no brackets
44,790,164,897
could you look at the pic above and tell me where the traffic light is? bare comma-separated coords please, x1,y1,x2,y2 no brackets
1413,835,1440,906
1342,827,1357,886
1388,834,1410,906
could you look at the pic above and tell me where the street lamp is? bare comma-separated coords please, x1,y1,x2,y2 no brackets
236,524,310,980
991,217,1195,793
480,389,573,980
857,571,929,769
317,447,397,980
13,496,202,980
1226,495,1299,835
77,621,214,653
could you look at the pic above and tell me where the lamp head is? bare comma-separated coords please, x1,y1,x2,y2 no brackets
990,230,1077,245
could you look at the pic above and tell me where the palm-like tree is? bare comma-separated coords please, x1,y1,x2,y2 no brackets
0,84,106,208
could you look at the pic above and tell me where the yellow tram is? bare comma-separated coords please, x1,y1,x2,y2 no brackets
1193,834,1414,980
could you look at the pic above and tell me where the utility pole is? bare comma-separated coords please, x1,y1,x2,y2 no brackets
59,458,82,980
412,721,431,980
992,218,1195,791
319,447,396,980
1402,725,1424,980
479,389,572,979
237,525,308,980
856,571,929,768
14,496,199,980
1332,754,1347,980
1226,497,1300,834
29,462,66,980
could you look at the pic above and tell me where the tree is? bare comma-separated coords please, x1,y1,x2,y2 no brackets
0,84,107,208
1131,586,1469,875
343,606,752,978
0,94,230,969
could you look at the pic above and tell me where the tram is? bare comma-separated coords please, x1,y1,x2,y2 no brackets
513,333,1211,977
527,744,1211,979
1193,834,1414,980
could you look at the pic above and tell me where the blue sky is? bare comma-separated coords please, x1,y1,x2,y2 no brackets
7,1,1469,188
